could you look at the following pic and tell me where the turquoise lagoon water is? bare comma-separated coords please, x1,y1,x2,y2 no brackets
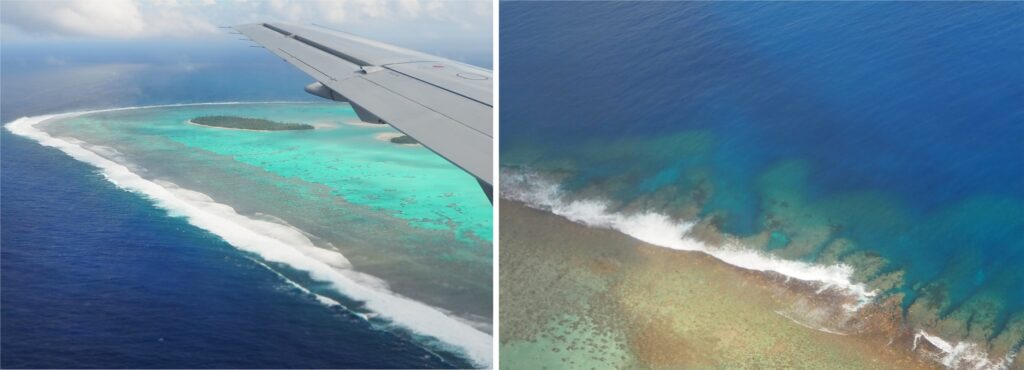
48,103,490,240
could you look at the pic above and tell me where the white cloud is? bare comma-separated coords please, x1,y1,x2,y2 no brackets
1,0,491,40
44,56,68,66
4,0,140,38
398,0,421,18
1,0,217,38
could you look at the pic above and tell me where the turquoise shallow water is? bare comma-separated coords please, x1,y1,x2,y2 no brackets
40,102,493,325
54,103,491,240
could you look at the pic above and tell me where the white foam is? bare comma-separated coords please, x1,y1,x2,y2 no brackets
250,259,353,313
6,104,492,367
913,330,1016,370
500,168,877,307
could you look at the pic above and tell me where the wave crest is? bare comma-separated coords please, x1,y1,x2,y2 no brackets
500,167,877,307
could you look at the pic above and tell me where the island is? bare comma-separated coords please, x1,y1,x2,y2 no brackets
375,132,420,145
190,116,314,131
389,135,418,144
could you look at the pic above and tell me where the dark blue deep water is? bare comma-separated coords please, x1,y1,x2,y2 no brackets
501,1,1023,351
1,133,456,368
2,39,486,368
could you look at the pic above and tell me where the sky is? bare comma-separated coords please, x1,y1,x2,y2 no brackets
0,0,493,120
0,0,492,43
0,0,492,64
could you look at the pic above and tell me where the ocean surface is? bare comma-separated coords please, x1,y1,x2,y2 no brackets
2,39,491,368
500,2,1022,367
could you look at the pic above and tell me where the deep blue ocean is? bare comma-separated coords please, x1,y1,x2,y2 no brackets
2,39,488,368
501,1,1023,353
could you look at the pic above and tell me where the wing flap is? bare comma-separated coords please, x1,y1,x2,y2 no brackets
360,68,492,136
253,23,492,107
385,62,492,107
236,23,362,82
267,23,437,66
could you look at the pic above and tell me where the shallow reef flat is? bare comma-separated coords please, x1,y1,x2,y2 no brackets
500,200,950,370
501,127,1024,368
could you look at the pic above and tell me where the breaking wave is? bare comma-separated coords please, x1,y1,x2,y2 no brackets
913,331,1017,370
500,168,877,306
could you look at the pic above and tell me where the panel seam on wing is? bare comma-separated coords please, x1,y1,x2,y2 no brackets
354,76,492,139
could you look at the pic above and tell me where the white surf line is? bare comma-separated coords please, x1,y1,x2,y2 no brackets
6,104,492,367
248,258,360,316
500,168,877,308
913,331,1016,370
248,257,455,365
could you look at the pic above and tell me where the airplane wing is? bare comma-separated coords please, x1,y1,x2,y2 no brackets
234,22,493,200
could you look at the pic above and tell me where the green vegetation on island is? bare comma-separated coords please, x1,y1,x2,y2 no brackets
389,135,418,144
191,116,314,131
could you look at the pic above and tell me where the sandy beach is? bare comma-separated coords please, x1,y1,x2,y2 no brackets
499,199,954,369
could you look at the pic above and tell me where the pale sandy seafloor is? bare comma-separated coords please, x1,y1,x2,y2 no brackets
500,200,1022,370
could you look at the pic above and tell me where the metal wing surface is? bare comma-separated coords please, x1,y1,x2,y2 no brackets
234,22,493,194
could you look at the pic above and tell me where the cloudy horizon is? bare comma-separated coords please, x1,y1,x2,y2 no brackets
1,0,492,122
1,0,492,65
